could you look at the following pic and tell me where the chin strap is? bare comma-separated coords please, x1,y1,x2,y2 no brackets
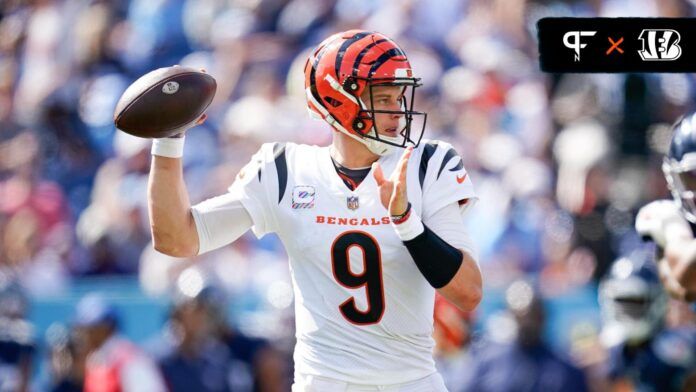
364,129,397,156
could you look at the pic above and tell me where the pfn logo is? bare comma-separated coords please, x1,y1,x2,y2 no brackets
638,29,682,61
563,31,597,61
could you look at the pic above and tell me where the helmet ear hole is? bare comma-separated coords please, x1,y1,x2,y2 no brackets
353,119,366,134
343,77,360,94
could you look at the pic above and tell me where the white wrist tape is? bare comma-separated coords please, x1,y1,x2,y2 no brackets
151,136,185,158
392,211,425,241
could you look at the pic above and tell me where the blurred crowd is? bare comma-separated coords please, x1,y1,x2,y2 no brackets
2,0,696,390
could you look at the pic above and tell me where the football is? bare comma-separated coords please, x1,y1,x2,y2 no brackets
113,66,217,138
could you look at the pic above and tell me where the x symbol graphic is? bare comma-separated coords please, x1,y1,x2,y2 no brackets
606,37,624,55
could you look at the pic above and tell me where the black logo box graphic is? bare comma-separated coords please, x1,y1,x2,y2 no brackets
538,17,696,72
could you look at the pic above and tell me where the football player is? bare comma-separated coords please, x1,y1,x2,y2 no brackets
74,294,167,392
148,30,482,391
598,252,696,391
635,112,696,303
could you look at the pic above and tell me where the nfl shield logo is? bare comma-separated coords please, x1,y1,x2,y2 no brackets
347,196,359,210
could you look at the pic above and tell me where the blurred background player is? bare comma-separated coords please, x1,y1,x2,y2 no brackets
0,277,34,392
151,269,286,392
148,29,481,391
73,293,166,392
597,251,696,391
44,322,85,392
457,279,588,392
432,294,475,391
636,112,696,303
209,292,288,392
151,279,232,392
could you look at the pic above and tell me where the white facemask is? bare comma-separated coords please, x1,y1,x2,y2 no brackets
601,319,655,347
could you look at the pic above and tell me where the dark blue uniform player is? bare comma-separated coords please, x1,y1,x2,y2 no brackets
152,279,286,392
598,251,696,391
458,280,588,392
636,112,696,305
0,281,35,392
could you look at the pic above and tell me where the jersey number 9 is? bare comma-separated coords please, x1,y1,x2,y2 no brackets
331,231,385,325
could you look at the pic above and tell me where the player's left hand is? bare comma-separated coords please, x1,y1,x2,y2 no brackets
656,248,689,300
373,146,413,216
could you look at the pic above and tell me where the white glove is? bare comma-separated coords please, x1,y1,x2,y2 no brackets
635,200,693,248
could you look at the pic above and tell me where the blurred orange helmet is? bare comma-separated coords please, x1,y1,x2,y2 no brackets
434,294,473,348
304,30,427,156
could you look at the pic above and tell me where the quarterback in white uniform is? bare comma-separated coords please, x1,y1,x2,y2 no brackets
148,30,482,391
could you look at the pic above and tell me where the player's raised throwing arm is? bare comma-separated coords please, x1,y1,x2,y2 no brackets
148,148,201,257
148,118,254,257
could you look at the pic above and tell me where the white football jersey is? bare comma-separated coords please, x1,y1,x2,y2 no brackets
226,140,476,384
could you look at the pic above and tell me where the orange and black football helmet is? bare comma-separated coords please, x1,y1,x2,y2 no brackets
304,30,427,155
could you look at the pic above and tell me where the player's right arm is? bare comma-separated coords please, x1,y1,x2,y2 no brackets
149,151,257,257
148,154,202,257
149,137,280,258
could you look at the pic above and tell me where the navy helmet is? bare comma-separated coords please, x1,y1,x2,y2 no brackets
0,277,28,318
171,267,229,328
664,112,696,223
599,248,667,346
73,293,119,329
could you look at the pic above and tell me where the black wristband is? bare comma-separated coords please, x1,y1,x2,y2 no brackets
391,202,412,224
403,223,463,288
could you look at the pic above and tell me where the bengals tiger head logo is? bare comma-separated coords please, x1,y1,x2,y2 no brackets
638,29,682,61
